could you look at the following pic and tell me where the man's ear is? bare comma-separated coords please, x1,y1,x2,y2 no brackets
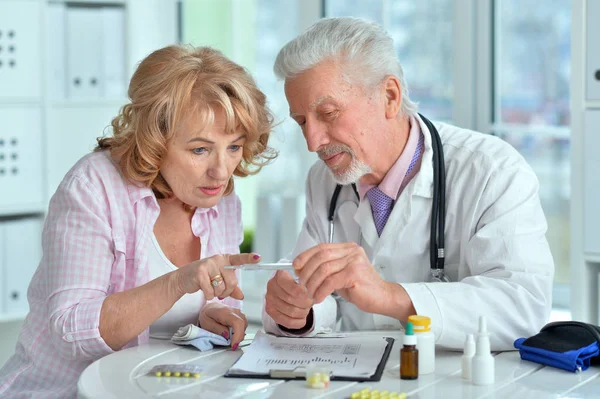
383,76,402,119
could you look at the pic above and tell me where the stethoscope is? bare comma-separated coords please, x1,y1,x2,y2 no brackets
327,113,449,283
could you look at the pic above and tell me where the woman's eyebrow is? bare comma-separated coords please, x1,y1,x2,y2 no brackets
186,134,246,144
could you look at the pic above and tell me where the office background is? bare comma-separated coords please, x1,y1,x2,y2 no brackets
0,0,590,367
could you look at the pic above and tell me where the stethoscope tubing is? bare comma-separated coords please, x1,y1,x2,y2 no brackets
327,114,446,280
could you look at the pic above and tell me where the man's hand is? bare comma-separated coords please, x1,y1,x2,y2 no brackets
293,242,414,319
264,270,314,330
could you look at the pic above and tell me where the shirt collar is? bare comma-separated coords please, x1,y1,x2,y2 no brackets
357,116,422,200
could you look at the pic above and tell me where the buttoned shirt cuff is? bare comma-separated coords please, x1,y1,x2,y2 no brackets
400,282,443,342
54,296,115,359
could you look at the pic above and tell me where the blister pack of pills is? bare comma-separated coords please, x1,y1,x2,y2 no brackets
349,388,407,399
148,364,204,378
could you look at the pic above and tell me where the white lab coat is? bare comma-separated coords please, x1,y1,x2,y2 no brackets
262,115,554,351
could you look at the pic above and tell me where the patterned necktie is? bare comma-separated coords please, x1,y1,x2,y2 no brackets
366,134,424,237
366,187,394,236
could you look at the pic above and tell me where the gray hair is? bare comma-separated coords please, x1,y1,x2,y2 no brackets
274,17,418,117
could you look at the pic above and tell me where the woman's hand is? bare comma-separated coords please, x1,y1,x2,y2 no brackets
175,253,260,300
199,302,248,350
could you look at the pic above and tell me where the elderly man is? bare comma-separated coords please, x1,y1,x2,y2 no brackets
261,17,554,350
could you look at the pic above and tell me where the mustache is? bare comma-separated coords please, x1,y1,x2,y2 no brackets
317,144,354,160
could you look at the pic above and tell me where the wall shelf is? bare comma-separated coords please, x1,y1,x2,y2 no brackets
584,254,600,263
585,101,600,109
0,312,27,323
0,204,46,218
0,100,41,106
48,0,125,5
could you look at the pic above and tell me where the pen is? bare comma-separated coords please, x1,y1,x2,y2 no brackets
224,262,295,271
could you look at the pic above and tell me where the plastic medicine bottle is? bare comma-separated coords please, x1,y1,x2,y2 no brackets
400,321,419,380
471,316,495,385
407,315,435,375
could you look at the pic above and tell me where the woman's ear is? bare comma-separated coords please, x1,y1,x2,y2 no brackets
383,76,402,119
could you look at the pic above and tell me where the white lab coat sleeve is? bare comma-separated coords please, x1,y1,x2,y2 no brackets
262,165,338,336
401,157,554,351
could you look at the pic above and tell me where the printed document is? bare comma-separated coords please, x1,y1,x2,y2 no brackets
227,331,389,378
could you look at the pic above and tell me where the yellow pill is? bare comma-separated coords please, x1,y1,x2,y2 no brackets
193,373,201,378
398,394,407,399
351,393,361,399
155,372,162,377
174,372,181,377
164,372,171,377
307,377,319,385
361,388,371,393
183,372,190,378
321,374,330,382
381,392,389,396
372,390,379,395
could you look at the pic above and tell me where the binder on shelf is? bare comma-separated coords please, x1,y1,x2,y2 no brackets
46,2,67,100
2,217,42,314
66,6,103,99
101,6,126,99
0,223,4,315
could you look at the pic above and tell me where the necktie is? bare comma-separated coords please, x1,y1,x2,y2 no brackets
366,133,424,236
366,187,394,236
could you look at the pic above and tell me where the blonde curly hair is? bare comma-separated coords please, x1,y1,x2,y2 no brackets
96,45,277,198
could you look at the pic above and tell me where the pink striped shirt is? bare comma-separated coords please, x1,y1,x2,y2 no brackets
0,150,243,398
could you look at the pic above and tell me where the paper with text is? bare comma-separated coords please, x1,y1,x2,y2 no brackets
228,331,389,378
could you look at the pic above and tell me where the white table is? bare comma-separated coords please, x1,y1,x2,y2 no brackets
78,332,600,398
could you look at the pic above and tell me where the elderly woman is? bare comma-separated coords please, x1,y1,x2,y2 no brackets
0,45,276,398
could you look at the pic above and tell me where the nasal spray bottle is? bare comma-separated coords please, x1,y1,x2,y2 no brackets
461,333,475,380
471,316,495,385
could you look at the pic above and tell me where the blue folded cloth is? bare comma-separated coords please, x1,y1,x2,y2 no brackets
514,321,600,373
171,324,232,352
514,337,599,372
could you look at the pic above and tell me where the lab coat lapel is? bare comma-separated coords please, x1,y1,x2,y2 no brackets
354,198,378,249
377,188,412,250
371,114,437,258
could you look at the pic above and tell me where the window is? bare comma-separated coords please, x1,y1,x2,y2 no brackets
181,0,318,320
493,0,571,308
325,0,454,121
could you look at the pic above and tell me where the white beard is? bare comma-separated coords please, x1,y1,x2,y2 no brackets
323,153,371,185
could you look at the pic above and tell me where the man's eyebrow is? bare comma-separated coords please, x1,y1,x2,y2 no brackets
290,96,336,118
309,95,334,110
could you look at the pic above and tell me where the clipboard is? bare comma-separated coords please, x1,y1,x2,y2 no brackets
224,337,394,382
